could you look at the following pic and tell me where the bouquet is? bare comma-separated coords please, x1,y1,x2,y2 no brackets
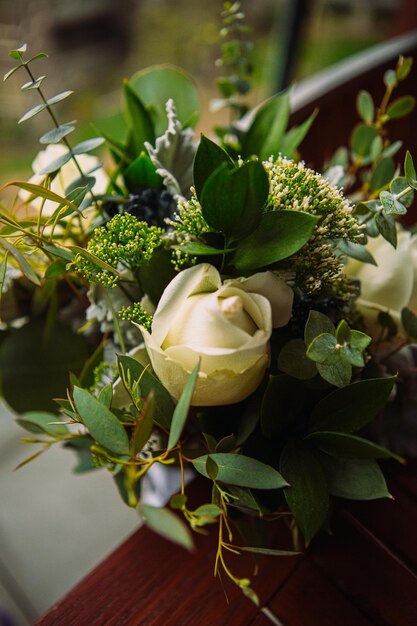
2,3,417,604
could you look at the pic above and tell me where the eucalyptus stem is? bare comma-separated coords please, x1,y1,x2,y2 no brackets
23,63,99,209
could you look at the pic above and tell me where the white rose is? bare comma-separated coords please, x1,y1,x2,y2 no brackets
345,231,417,337
20,144,108,216
139,263,293,406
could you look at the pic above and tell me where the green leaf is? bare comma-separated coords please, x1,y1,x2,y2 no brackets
21,75,46,91
45,258,67,279
375,212,398,247
43,243,75,262
307,333,338,364
337,239,376,265
357,90,374,123
242,90,290,160
404,151,417,188
370,135,383,161
193,134,234,200
98,384,113,408
382,140,403,159
38,151,72,175
3,65,24,81
401,307,417,338
72,138,105,155
328,458,390,500
369,158,395,193
309,376,396,433
379,190,407,216
192,503,221,518
123,80,155,153
124,152,162,191
73,386,130,456
317,359,352,388
386,96,416,119
170,494,187,509
129,65,199,136
233,210,317,271
0,238,40,285
277,339,317,380
192,453,288,489
137,503,194,551
238,546,300,556
16,411,68,436
261,375,305,438
335,319,351,344
280,439,329,546
384,69,397,89
306,431,403,462
350,124,378,160
175,242,234,256
131,391,156,455
205,456,219,480
47,90,73,106
396,56,413,81
350,330,372,351
117,355,174,429
8,44,27,60
390,177,414,207
39,123,76,144
279,109,318,158
304,310,335,346
200,161,268,239
168,362,199,449
18,103,47,124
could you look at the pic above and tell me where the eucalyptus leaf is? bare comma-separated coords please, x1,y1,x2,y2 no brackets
137,503,194,551
356,90,374,123
280,439,329,546
47,91,74,106
379,190,407,216
168,362,199,449
304,310,335,346
307,333,338,364
18,103,47,124
337,240,376,265
309,376,396,433
21,76,46,91
192,453,288,489
98,384,113,409
375,212,398,247
404,150,417,183
40,123,76,145
72,138,105,155
233,210,317,271
386,96,415,119
350,124,378,160
38,151,72,175
73,386,130,456
16,411,68,436
369,158,395,193
316,359,352,388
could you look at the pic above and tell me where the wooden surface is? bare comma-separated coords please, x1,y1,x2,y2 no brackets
35,462,417,626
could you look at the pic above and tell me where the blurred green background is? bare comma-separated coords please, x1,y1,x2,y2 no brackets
0,0,414,187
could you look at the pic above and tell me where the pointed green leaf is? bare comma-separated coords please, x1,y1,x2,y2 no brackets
98,384,113,408
38,151,72,175
328,458,390,500
277,338,318,380
123,80,155,152
280,109,318,158
73,386,130,456
168,362,199,449
137,503,194,551
233,210,318,271
306,431,403,462
0,238,40,285
309,376,396,433
307,333,338,364
200,160,268,238
369,158,395,193
8,44,27,60
316,359,352,388
175,242,235,256
131,391,156,455
242,90,290,160
404,150,417,186
3,65,24,81
45,258,67,279
375,212,398,246
280,439,329,545
193,134,234,199
16,411,68,436
124,152,162,191
238,545,300,556
117,354,174,429
192,453,288,489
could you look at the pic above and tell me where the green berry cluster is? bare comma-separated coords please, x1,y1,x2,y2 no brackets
119,302,153,331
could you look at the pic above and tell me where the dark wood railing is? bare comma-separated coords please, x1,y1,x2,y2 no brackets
36,31,417,626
